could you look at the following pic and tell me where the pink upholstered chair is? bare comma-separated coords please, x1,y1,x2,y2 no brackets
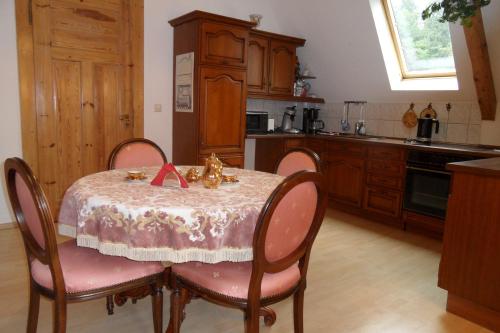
167,171,328,333
107,138,167,170
4,158,165,333
275,147,321,177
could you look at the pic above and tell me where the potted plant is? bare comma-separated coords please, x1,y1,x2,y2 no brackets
422,0,491,27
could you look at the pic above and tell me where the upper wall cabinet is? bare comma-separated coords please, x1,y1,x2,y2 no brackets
247,35,269,94
269,40,297,96
247,31,305,100
200,22,249,68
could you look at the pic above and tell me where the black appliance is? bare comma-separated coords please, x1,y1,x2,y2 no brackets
403,150,478,219
246,111,268,134
416,116,439,143
303,108,324,134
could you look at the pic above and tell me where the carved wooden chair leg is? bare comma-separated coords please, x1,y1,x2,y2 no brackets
259,307,276,326
244,303,261,333
293,286,305,333
151,282,163,333
167,282,191,333
53,296,67,333
27,284,40,333
106,295,114,315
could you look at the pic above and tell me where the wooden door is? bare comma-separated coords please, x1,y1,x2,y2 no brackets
198,67,247,154
269,40,296,95
16,0,144,213
247,35,269,94
200,22,248,68
327,156,365,207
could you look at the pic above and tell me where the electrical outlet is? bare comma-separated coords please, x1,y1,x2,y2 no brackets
154,104,162,112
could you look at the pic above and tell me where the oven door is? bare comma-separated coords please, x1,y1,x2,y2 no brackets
403,166,451,219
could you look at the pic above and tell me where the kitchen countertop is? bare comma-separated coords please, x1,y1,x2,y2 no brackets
246,133,500,157
447,157,500,176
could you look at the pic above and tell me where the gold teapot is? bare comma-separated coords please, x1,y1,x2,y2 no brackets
202,153,223,189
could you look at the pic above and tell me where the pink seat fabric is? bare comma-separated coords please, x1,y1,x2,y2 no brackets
113,142,165,169
276,151,317,177
31,240,164,293
172,261,300,300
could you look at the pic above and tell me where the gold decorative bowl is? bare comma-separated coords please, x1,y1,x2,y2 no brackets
185,168,201,183
127,170,146,180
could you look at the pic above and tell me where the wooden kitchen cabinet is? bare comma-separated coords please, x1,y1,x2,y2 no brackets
363,186,402,218
326,156,365,207
247,31,305,99
254,137,306,173
169,11,254,166
199,67,246,155
269,40,297,96
247,35,269,94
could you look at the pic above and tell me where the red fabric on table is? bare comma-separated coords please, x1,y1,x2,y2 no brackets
150,163,189,188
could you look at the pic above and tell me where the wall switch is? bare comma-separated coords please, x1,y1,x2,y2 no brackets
154,104,162,112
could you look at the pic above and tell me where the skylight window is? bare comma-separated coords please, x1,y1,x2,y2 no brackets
383,0,456,79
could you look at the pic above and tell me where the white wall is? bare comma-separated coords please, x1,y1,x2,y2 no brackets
0,0,23,224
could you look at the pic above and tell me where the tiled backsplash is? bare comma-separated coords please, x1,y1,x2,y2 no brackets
247,99,482,144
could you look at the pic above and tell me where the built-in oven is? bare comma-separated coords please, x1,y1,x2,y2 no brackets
403,150,478,219
246,111,268,134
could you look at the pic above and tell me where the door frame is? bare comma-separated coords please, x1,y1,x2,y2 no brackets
15,0,144,176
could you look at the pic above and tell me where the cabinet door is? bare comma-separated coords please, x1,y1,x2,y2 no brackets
269,40,296,95
255,138,285,173
363,186,402,218
247,35,269,94
199,67,247,154
327,156,365,207
200,22,248,68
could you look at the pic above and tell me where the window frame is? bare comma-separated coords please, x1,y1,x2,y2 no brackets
381,0,457,79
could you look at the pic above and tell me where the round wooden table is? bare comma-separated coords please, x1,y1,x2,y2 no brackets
58,166,284,263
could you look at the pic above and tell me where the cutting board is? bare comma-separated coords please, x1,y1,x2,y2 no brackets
402,103,418,128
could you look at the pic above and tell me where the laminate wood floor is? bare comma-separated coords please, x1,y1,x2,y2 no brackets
0,209,490,332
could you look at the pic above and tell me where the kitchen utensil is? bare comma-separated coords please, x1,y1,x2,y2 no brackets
341,102,351,132
354,102,367,135
416,117,440,143
281,106,301,133
420,103,437,119
402,103,418,128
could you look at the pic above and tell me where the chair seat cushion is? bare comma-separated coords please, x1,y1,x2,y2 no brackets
172,261,301,300
31,240,164,293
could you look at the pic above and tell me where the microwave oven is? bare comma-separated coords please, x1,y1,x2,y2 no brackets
246,111,268,134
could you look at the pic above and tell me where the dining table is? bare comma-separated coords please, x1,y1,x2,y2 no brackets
57,166,285,264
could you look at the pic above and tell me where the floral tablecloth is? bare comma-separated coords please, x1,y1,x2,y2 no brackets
58,166,284,263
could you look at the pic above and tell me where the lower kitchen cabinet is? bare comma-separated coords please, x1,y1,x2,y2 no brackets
326,156,365,207
363,186,402,218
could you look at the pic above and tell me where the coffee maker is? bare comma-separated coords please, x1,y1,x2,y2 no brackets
303,107,324,134
416,116,439,143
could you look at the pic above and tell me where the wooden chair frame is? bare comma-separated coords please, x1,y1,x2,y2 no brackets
275,147,322,174
167,171,328,333
107,138,167,170
4,158,164,333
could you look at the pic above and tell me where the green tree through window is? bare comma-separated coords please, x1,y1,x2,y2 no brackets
385,0,456,77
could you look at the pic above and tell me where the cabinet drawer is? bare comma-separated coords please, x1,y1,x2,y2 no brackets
367,160,404,176
198,154,244,169
366,173,404,190
363,186,402,218
327,141,366,157
200,22,248,67
284,138,304,150
368,146,405,161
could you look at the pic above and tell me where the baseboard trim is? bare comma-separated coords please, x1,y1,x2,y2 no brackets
0,222,16,230
447,293,500,332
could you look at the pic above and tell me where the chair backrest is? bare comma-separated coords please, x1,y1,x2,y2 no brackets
4,158,65,292
275,147,321,177
107,138,167,170
249,171,328,299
